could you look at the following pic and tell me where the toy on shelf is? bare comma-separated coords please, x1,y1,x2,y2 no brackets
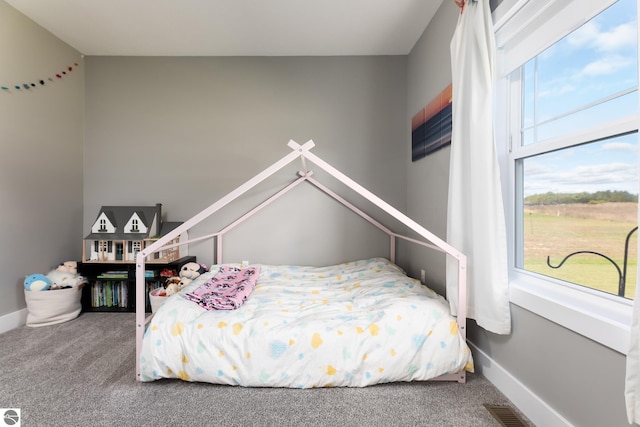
82,203,188,264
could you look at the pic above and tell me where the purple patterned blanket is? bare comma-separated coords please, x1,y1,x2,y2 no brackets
184,265,259,310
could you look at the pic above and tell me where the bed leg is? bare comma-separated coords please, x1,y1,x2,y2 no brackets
135,256,146,381
136,321,143,381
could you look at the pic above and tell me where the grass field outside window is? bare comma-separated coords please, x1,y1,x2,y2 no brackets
523,202,637,299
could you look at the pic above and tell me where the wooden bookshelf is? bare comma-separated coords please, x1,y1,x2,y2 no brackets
78,256,196,313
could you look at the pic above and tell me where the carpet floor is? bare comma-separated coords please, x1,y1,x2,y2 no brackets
0,312,531,426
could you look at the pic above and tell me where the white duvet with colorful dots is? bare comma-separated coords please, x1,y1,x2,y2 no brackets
140,258,473,387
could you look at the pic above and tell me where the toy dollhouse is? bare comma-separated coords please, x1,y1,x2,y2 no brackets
82,203,187,263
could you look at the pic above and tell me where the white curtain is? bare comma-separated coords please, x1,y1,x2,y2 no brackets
625,222,640,421
446,0,511,334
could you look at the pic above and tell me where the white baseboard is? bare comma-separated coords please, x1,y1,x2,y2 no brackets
468,340,573,427
0,308,27,334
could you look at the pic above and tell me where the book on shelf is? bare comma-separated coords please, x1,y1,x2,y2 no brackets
95,270,156,279
96,271,128,279
91,280,128,308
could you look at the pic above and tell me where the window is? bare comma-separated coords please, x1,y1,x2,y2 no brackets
495,0,639,353
520,137,638,298
131,218,139,232
99,218,107,232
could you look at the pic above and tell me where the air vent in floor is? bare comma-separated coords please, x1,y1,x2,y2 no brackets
483,404,528,427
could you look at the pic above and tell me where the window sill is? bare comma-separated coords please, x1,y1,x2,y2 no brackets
509,271,632,355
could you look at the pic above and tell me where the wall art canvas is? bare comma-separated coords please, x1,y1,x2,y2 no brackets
411,83,453,162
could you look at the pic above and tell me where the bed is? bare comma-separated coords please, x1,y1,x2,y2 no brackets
135,140,471,386
140,258,473,387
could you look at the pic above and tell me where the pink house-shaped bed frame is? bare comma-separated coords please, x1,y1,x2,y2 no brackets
134,140,468,382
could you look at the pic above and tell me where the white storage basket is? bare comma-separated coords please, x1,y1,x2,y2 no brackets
24,286,83,327
149,287,167,313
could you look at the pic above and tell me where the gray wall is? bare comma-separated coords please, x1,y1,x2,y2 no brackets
405,2,629,426
84,56,408,267
4,1,629,425
404,1,458,297
0,1,84,318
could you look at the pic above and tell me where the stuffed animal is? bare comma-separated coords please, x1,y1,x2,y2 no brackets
178,277,192,289
58,261,79,275
24,274,52,291
159,268,177,278
179,262,209,280
164,276,181,288
165,282,180,296
162,275,193,296
46,261,86,289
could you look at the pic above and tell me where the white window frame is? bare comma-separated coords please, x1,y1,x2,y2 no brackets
493,0,639,355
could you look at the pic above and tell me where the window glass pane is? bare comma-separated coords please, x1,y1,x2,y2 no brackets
521,0,638,145
520,134,638,298
535,91,637,142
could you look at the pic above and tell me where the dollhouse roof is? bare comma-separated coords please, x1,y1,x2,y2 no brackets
158,222,183,237
84,204,181,241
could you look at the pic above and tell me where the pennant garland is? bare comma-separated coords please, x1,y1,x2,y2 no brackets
1,59,81,92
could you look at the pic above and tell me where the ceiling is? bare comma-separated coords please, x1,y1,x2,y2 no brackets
6,0,444,56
